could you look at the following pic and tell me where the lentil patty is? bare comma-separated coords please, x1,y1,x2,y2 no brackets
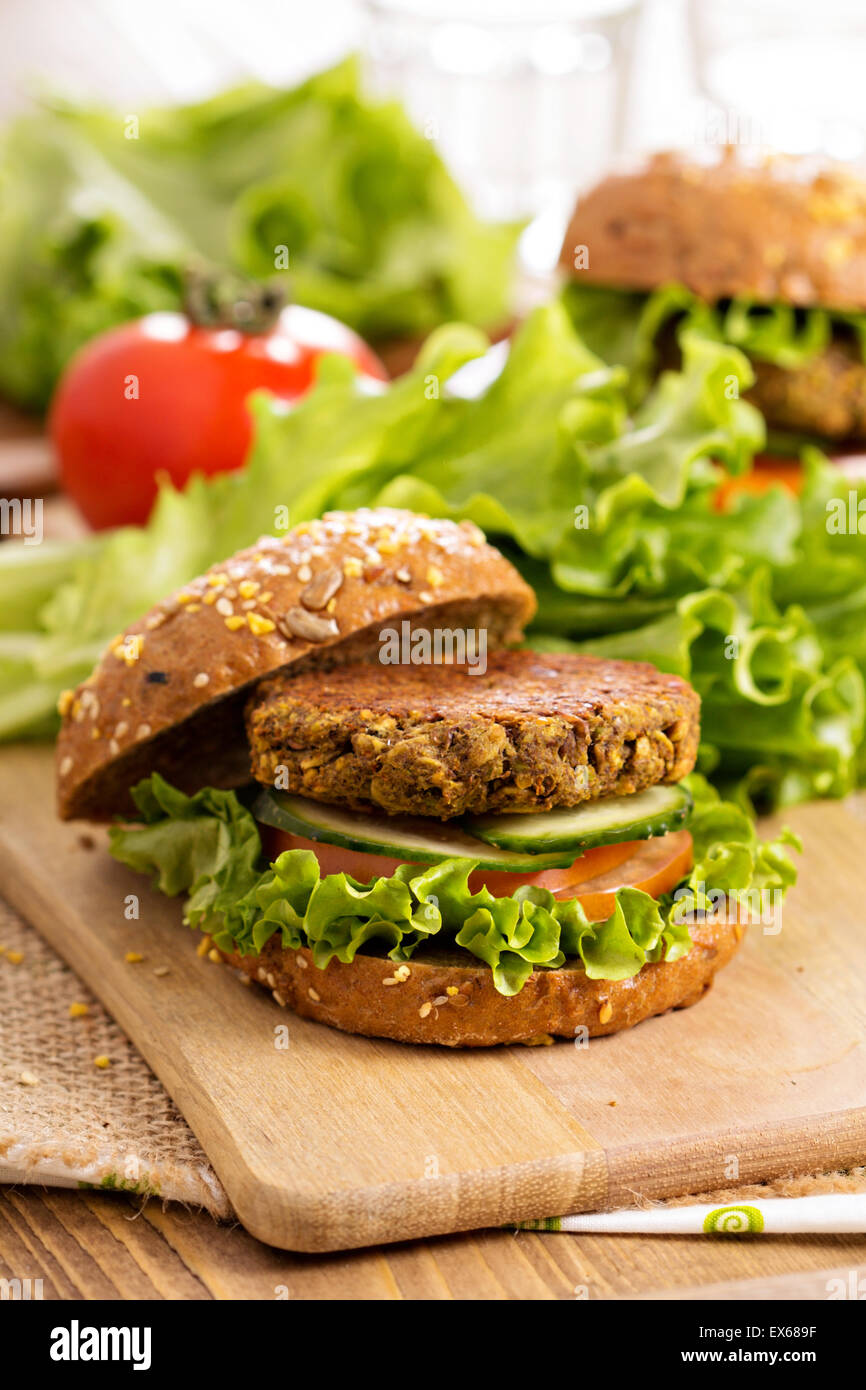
245,651,700,819
746,334,866,441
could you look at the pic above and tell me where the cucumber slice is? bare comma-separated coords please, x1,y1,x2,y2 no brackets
464,784,693,854
253,790,577,872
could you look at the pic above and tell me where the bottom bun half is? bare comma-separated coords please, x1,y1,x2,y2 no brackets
220,918,743,1047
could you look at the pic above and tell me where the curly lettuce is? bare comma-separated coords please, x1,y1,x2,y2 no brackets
108,773,799,998
561,280,866,396
1,297,863,810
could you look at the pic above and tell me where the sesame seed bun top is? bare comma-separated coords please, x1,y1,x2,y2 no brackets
55,508,536,820
560,148,866,310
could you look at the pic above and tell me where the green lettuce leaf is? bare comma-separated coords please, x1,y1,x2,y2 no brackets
0,56,518,410
2,295,863,811
561,280,866,385
108,773,798,997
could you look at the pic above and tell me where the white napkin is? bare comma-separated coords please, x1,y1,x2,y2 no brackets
518,1194,866,1234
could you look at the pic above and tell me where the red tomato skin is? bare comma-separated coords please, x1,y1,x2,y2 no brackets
50,305,387,530
260,827,658,902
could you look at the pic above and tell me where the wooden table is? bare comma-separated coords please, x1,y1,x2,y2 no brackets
1,1187,864,1300
2,419,864,1298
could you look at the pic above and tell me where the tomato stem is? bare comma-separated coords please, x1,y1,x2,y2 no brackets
183,263,286,333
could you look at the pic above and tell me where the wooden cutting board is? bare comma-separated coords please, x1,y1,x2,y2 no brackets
0,744,864,1253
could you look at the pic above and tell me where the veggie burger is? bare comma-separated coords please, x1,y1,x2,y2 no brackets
56,508,795,1046
561,148,866,446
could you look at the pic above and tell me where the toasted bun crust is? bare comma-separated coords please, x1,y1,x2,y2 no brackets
221,917,742,1046
560,149,866,309
56,509,536,820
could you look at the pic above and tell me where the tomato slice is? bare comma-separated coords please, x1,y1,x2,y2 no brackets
260,825,692,920
465,839,636,897
715,456,803,511
554,829,693,920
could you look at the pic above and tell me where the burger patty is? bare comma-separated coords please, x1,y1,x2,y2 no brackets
746,335,866,441
246,651,700,819
658,317,866,442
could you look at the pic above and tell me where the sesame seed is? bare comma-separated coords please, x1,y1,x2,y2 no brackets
193,672,209,688
825,235,854,267
109,739,120,756
308,987,321,1002
433,995,449,1006
114,721,128,737
272,990,286,1006
59,756,73,777
153,966,171,978
18,1071,40,1086
266,972,276,988
135,723,152,740
418,591,434,604
382,976,398,986
296,955,308,970
297,565,312,583
215,596,234,617
419,1002,433,1018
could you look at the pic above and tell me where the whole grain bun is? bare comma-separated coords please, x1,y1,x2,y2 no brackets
220,917,743,1047
56,509,536,820
560,149,866,309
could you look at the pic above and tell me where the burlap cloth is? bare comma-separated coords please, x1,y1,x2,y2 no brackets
0,899,231,1217
2,899,864,1225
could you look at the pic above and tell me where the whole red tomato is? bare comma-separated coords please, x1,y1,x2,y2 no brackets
50,303,387,529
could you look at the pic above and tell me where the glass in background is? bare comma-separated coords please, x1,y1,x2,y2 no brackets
362,0,641,277
690,0,866,164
